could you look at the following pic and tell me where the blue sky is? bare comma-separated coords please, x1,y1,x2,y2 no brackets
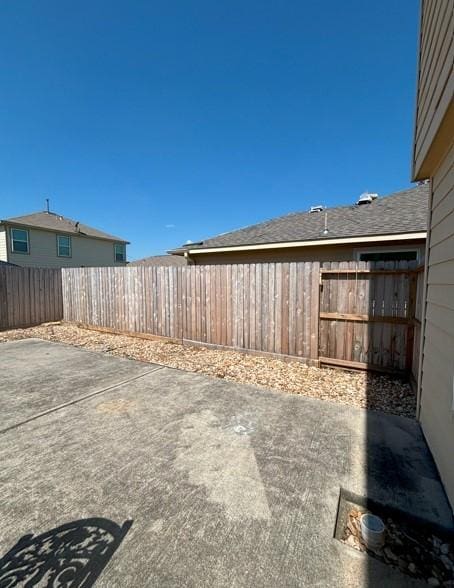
0,1,419,260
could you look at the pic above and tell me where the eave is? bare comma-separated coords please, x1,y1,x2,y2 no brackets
173,232,427,256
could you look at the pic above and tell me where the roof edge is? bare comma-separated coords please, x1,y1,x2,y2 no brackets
0,219,129,244
181,232,427,255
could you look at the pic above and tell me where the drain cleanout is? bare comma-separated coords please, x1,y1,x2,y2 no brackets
334,489,454,586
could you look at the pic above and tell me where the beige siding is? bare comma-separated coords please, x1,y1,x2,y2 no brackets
189,241,425,265
415,0,454,508
419,142,454,507
5,227,127,268
413,0,454,179
0,227,7,262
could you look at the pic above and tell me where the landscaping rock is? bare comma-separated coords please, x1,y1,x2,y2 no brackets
342,506,454,586
0,322,417,418
384,547,397,562
433,536,442,549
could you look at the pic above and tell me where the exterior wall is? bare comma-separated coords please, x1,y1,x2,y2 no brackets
0,227,7,262
188,240,425,265
413,0,454,179
419,144,454,507
4,226,127,268
414,0,454,508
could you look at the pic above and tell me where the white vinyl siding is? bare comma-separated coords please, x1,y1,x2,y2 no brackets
6,227,128,268
419,142,454,507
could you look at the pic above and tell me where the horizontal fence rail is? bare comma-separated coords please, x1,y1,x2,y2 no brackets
0,266,63,330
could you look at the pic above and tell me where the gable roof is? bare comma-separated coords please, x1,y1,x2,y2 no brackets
129,254,187,267
171,184,429,253
1,211,128,243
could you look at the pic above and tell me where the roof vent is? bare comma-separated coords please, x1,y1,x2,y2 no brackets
309,205,324,213
357,192,378,205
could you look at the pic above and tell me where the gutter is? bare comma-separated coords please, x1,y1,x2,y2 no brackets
174,232,427,256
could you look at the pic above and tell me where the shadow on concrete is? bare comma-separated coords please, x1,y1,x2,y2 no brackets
362,262,454,586
0,517,132,587
365,369,454,587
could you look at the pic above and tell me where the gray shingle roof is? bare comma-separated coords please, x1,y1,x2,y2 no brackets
1,211,128,243
176,185,429,250
129,254,187,267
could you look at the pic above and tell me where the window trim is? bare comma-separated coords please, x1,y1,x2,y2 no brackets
114,243,126,263
10,227,30,255
354,246,421,263
56,234,72,258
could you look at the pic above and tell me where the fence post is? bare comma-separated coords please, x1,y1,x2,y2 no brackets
0,267,8,329
311,261,320,364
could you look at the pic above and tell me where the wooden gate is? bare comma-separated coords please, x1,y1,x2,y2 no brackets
318,261,419,374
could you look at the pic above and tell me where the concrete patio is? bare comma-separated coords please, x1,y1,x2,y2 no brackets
0,339,451,587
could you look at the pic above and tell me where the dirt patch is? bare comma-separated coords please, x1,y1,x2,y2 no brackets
96,399,136,414
0,322,416,418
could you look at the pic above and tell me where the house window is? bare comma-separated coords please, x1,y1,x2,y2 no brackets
114,243,126,262
358,250,418,262
10,228,29,254
57,235,72,257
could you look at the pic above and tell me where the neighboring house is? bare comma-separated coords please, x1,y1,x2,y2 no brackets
129,254,187,267
0,210,129,268
413,1,454,508
169,185,429,264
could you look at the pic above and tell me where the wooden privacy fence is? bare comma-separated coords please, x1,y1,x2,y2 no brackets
0,266,63,330
61,261,423,374
62,263,321,362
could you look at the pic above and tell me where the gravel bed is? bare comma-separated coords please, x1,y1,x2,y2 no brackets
342,506,454,586
0,323,416,418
